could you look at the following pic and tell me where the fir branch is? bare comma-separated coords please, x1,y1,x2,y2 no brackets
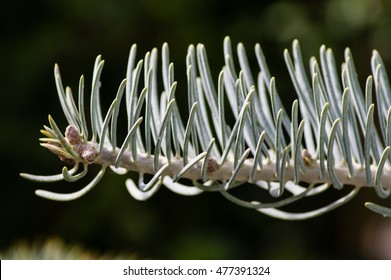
21,37,391,219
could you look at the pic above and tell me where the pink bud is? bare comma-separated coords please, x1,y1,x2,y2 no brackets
65,125,81,145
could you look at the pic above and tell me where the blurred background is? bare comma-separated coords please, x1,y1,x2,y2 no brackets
2,0,391,259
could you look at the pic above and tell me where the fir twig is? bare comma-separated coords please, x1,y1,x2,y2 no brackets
21,37,391,219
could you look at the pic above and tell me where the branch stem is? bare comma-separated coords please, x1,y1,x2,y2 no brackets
95,143,390,189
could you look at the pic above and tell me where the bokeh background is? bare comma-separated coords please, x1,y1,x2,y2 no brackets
2,0,391,259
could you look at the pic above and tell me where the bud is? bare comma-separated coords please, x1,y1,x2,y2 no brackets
206,157,219,173
65,125,82,145
81,145,97,163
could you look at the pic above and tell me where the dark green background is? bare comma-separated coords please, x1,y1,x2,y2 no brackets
2,0,391,259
